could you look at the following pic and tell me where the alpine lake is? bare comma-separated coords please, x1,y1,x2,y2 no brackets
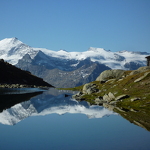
0,88,150,150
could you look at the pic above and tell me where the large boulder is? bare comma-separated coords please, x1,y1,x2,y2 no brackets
82,83,98,94
137,66,150,72
103,92,115,103
72,91,85,101
96,69,126,82
130,66,150,75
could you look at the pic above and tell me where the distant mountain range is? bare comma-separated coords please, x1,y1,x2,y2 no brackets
0,37,149,88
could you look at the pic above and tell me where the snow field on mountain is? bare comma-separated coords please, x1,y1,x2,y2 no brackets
0,38,149,69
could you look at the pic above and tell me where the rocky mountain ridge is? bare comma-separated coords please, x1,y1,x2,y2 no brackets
0,37,149,87
0,38,149,69
16,54,110,87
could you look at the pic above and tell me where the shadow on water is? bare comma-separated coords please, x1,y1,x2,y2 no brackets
104,103,150,131
115,108,150,132
0,88,44,112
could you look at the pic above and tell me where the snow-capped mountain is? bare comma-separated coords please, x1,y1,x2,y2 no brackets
0,38,38,64
0,38,148,69
0,37,149,87
0,89,116,125
16,54,110,87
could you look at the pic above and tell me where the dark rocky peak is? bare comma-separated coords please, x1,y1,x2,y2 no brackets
114,53,125,61
76,57,93,68
34,50,49,60
11,37,18,42
0,59,4,63
0,60,53,87
32,51,54,69
21,54,32,63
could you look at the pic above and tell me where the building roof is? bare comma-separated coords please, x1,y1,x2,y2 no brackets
145,56,150,59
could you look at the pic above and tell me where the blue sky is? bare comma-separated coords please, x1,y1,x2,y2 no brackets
0,0,150,52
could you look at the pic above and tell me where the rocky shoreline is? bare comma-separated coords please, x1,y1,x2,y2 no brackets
0,84,51,89
72,83,131,106
72,66,150,131
72,66,150,108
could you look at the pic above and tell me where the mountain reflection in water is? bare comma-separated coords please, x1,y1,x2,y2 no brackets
0,88,116,125
0,88,150,150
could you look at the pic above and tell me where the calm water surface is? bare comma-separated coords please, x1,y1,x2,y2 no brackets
0,88,150,150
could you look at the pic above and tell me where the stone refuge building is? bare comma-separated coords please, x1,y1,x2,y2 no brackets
145,56,150,66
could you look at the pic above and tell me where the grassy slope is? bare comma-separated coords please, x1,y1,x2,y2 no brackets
61,70,150,131
66,70,150,108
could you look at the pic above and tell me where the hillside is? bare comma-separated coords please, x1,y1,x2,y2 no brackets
0,59,53,88
72,66,150,131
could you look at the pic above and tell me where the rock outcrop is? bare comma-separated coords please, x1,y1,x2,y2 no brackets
82,83,99,94
129,66,150,75
96,69,126,82
73,89,130,106
134,71,150,82
72,66,150,107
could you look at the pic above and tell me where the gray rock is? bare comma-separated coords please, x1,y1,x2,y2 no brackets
134,71,150,82
133,120,146,129
103,103,115,111
72,91,84,100
103,94,111,102
108,92,115,100
96,69,126,82
109,101,117,105
115,107,127,112
82,83,98,94
86,88,95,94
131,97,141,102
94,99,103,105
130,108,138,112
115,94,130,101
137,66,150,72
103,92,115,102
106,79,116,83
130,66,150,75
129,70,140,75
95,96,103,101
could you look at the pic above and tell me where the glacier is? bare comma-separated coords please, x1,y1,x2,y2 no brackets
0,37,149,69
